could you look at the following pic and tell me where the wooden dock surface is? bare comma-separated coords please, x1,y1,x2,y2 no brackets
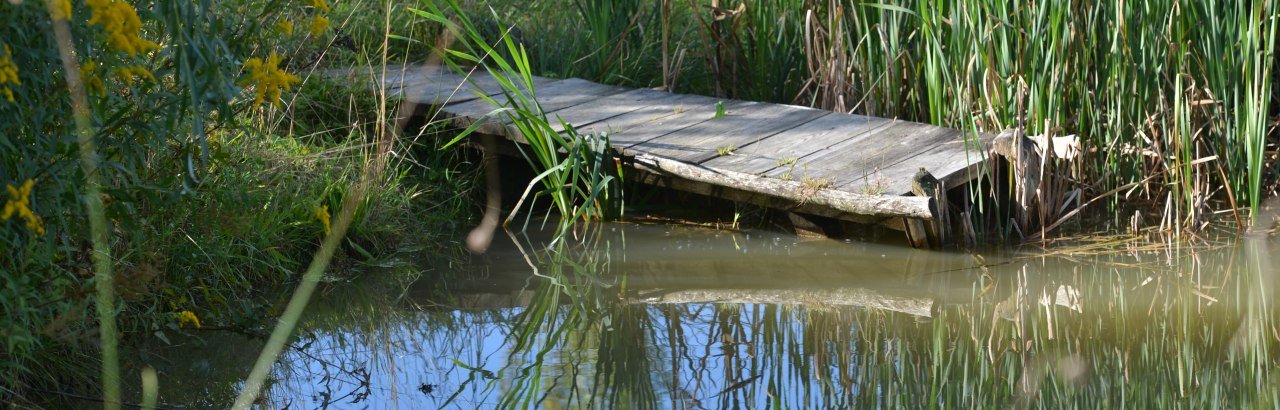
335,65,993,242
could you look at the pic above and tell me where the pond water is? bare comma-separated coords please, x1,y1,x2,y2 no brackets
127,222,1280,408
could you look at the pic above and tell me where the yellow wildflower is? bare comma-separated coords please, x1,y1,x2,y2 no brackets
177,310,201,328
314,205,331,234
86,0,160,57
308,14,329,36
309,0,330,13
50,0,73,21
0,45,19,103
113,64,155,86
2,180,45,235
81,60,105,95
275,19,294,36
238,51,299,108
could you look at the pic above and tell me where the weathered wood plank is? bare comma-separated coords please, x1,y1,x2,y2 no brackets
631,154,934,220
543,88,689,133
523,78,633,113
398,71,559,106
603,97,749,153
841,132,992,195
703,112,894,176
438,77,627,137
778,123,960,193
629,102,829,164
565,91,721,139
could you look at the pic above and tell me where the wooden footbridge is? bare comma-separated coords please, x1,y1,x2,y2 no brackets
334,65,994,247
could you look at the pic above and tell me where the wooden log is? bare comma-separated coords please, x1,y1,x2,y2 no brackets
630,153,934,220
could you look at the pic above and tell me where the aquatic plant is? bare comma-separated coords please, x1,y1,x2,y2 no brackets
413,1,624,240
467,0,1280,237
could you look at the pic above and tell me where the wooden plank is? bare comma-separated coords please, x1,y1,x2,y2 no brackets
630,154,934,220
629,102,829,164
384,66,452,91
399,71,559,107
703,112,894,176
543,88,688,133
578,93,741,150
439,78,629,137
322,65,451,103
776,122,960,194
841,132,992,195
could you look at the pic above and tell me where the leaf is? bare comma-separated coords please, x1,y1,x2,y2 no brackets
406,8,451,26
441,108,511,150
386,34,419,44
860,2,918,17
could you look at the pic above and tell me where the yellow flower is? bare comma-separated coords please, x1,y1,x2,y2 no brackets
86,0,160,57
81,60,105,95
2,179,45,235
308,14,329,36
113,64,154,86
275,20,294,36
314,205,331,234
177,310,201,329
0,44,20,103
238,51,300,108
50,0,73,21
309,0,330,13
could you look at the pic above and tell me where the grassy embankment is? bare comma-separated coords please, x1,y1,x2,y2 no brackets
0,0,476,403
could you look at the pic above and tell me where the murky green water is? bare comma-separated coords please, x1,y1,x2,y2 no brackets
126,222,1280,408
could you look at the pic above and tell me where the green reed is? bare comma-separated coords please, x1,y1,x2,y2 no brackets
472,0,1279,233
416,1,622,239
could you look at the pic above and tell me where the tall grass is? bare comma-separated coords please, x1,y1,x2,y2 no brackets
414,1,623,240
2,0,477,405
477,0,1280,234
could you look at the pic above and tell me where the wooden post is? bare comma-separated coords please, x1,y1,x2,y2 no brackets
904,218,930,248
910,168,951,248
932,188,950,247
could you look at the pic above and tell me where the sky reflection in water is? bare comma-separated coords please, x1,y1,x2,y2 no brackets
138,222,1280,408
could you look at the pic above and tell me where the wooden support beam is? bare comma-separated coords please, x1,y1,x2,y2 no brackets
630,154,935,221
908,168,951,249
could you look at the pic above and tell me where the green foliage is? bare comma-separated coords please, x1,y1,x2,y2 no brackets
413,1,624,240
471,0,1280,232
0,0,471,394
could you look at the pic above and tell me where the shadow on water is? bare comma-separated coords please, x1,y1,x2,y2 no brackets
121,222,1280,408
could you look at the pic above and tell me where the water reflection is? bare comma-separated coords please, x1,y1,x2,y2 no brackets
130,223,1280,408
